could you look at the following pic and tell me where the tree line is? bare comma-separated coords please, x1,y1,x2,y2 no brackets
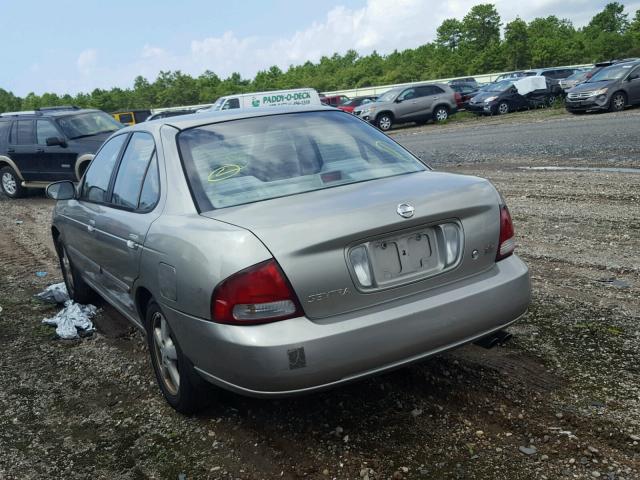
1,2,639,114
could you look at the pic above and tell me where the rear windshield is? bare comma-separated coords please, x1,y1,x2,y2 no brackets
178,111,426,210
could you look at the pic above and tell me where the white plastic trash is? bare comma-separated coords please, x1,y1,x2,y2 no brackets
35,282,70,304
42,301,97,339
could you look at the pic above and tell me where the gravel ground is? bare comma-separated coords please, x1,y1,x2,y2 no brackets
0,109,639,479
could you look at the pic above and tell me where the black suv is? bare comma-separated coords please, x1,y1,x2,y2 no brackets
0,106,123,198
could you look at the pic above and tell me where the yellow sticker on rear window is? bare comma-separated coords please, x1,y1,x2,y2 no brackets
208,164,245,182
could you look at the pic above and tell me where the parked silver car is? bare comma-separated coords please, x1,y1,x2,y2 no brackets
47,106,530,413
354,83,457,131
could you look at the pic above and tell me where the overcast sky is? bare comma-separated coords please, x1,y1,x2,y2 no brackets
2,0,639,96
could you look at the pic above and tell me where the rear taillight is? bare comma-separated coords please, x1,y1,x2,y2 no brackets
496,204,515,261
211,259,303,325
454,92,462,106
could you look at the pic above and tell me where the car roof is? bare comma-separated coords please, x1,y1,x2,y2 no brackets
132,105,342,132
0,107,100,118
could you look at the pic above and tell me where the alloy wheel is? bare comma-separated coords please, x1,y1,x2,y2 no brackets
60,247,75,297
1,172,17,196
378,115,392,131
612,94,625,111
498,103,509,115
152,312,180,396
435,108,448,122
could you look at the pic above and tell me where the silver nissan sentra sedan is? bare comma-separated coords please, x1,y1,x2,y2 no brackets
46,106,530,413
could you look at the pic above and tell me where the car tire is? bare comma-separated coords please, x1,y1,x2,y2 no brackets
609,92,626,112
433,106,449,122
146,300,206,414
55,239,97,305
0,166,26,199
376,113,393,131
497,102,510,115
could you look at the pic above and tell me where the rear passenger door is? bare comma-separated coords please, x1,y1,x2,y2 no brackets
95,132,162,318
7,120,39,181
36,119,77,181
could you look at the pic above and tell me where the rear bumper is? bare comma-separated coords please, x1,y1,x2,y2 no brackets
165,254,531,397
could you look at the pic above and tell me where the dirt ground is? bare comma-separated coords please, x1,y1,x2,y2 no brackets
0,110,639,479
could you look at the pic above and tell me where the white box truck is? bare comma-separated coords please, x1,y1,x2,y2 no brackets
201,88,322,112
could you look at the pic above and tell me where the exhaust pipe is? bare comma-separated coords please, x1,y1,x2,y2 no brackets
474,330,513,349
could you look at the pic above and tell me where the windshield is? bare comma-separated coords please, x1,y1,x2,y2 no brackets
377,89,402,102
56,111,123,139
487,80,513,92
587,64,635,82
211,97,226,111
566,71,587,81
178,111,426,210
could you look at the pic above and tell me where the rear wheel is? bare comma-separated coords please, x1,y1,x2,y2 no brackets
376,113,393,131
147,300,205,414
497,101,510,115
55,239,96,304
433,106,449,122
609,92,626,112
0,166,26,199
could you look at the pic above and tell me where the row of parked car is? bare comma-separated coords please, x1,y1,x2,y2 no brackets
2,59,640,199
325,58,640,130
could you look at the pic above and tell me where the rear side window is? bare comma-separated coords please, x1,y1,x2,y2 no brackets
138,154,160,210
178,111,426,210
111,132,156,209
81,134,127,203
13,120,34,145
0,121,11,145
36,120,60,145
420,86,445,96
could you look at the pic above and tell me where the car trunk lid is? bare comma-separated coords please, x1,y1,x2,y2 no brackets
202,171,501,320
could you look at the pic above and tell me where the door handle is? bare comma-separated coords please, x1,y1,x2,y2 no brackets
87,225,95,233
36,148,44,153
7,148,15,153
126,240,138,250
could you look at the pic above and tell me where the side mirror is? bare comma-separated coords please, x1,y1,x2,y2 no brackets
628,74,639,81
395,97,403,103
46,181,76,201
46,136,67,148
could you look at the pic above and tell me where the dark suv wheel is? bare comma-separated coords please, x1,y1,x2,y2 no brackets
0,166,26,198
376,113,393,131
609,92,626,112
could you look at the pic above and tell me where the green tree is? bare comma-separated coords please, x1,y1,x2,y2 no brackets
503,18,530,69
462,4,501,52
436,19,464,50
